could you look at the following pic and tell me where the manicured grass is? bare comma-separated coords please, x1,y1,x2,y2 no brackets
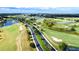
36,17,79,50
43,28,79,48
0,24,20,51
75,27,79,32
35,33,49,51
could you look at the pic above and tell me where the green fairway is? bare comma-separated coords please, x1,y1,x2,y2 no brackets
43,28,79,48
75,27,79,32
0,24,20,51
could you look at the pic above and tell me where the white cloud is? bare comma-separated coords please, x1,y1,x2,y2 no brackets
0,0,79,7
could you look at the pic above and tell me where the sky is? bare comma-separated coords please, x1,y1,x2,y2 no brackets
0,0,79,7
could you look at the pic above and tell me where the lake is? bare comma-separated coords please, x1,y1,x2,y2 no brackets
0,19,18,27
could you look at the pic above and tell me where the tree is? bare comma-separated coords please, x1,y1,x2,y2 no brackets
30,42,36,48
37,22,41,25
30,17,36,24
43,19,55,27
70,27,76,31
17,15,26,22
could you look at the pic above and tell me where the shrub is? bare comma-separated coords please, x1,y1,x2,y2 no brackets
59,42,67,50
30,42,36,48
70,27,76,31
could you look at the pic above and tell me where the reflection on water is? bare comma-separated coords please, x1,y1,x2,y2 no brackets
65,46,79,51
0,19,18,27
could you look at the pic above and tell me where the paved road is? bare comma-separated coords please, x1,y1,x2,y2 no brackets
24,23,56,51
25,23,43,51
33,26,56,51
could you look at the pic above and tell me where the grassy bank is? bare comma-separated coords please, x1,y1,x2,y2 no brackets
0,24,20,50
35,33,50,51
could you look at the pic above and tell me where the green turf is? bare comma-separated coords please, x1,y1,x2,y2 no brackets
0,24,20,51
43,28,79,48
35,33,50,51
75,27,79,32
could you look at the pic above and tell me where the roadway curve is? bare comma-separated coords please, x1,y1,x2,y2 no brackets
33,26,56,51
25,23,43,51
24,23,56,51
